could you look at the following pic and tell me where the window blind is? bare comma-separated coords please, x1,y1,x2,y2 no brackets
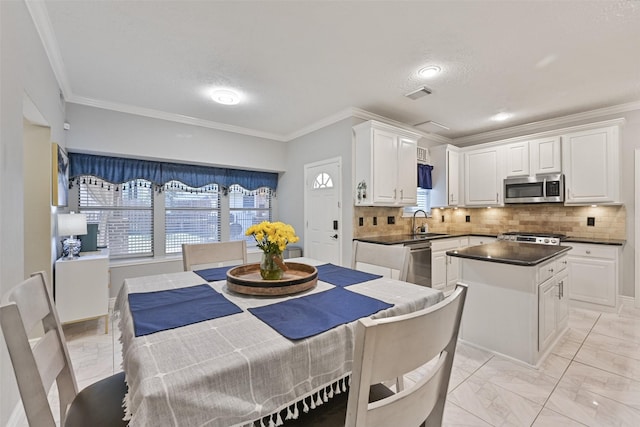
78,178,154,258
164,181,221,254
229,185,272,247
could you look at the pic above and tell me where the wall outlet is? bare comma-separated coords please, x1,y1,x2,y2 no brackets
359,217,364,226
387,216,395,225
373,217,377,226
441,215,445,223
587,217,595,226
466,215,471,223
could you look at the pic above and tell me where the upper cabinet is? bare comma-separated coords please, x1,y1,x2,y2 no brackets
430,144,460,208
505,136,561,178
505,141,530,177
531,136,561,175
562,126,620,204
464,145,504,206
353,120,420,206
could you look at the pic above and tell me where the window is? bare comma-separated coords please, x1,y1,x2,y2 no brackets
75,176,274,259
403,188,431,216
78,177,154,258
229,185,272,247
313,172,333,189
164,181,221,254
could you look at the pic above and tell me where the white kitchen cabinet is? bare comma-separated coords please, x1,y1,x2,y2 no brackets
505,141,530,177
464,146,504,206
429,144,460,207
537,255,569,353
457,250,569,366
431,237,468,292
467,236,497,246
562,126,620,204
567,243,619,308
530,136,561,175
354,120,420,206
55,249,110,332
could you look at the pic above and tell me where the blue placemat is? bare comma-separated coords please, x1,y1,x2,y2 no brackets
316,263,382,287
128,284,242,337
193,265,237,282
247,287,393,340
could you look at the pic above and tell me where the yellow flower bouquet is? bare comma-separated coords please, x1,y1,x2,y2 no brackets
246,221,300,279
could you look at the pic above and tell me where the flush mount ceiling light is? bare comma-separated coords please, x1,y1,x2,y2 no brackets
491,112,512,122
418,65,441,78
211,89,240,105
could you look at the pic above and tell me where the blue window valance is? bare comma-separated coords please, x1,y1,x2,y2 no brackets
69,153,278,191
417,164,433,189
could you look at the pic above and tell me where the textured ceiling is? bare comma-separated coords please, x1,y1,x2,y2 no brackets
33,0,640,142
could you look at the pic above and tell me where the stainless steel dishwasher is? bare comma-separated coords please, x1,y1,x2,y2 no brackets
404,240,432,287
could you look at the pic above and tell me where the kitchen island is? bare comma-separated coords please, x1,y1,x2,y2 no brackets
447,241,571,366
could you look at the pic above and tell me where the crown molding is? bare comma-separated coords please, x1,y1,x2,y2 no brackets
25,0,73,99
68,95,288,141
453,100,640,146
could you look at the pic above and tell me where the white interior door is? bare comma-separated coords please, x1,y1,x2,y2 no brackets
304,158,342,265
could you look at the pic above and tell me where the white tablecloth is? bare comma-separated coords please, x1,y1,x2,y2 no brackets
115,258,444,427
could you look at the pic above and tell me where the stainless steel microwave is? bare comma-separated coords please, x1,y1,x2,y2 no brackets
504,173,564,204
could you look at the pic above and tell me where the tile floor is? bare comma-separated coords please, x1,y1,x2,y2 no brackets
12,303,640,426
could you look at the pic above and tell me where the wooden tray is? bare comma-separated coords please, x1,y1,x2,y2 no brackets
226,262,318,296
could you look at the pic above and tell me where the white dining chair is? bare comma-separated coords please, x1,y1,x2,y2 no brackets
281,283,468,427
182,240,247,271
0,271,127,427
351,240,411,281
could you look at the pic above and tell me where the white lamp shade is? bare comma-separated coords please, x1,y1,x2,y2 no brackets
58,213,88,236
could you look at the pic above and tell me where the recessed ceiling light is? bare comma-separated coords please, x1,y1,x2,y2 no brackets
418,66,441,78
211,89,240,105
491,112,512,122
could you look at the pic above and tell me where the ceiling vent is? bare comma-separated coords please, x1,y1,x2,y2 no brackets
414,120,450,133
405,86,432,100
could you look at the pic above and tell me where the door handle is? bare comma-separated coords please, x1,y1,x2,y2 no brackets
330,234,338,240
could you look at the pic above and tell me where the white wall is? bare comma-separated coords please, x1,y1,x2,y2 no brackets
278,117,358,265
65,104,288,172
0,1,67,424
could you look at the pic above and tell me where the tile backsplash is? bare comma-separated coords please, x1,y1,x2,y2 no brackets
353,205,626,240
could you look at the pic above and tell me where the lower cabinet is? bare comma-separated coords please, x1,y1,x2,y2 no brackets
431,237,468,292
538,255,568,353
55,249,110,332
566,243,619,308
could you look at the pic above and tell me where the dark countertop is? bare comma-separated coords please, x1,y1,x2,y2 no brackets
354,233,465,245
355,233,625,247
446,241,572,266
563,236,626,246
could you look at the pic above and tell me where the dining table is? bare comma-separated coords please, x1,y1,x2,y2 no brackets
115,257,444,427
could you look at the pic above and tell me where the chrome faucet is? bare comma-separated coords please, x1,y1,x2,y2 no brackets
412,209,429,234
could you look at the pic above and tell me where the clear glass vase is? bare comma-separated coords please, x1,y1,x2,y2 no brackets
260,252,284,280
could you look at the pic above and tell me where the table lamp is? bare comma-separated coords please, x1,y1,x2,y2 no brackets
58,212,87,259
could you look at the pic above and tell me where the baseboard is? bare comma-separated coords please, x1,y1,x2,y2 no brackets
618,295,635,312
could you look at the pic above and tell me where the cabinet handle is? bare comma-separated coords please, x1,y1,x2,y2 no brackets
549,268,554,273
450,193,453,203
496,193,498,202
586,250,591,255
400,189,403,199
394,189,397,199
